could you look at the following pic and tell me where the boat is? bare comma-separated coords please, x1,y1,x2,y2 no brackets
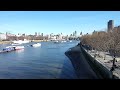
12,39,30,44
11,43,22,45
62,40,66,42
0,45,24,54
2,46,15,52
31,43,41,47
15,46,24,50
54,40,59,43
69,40,72,42
6,46,24,50
53,40,61,44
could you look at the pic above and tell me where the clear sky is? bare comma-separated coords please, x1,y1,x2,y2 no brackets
0,11,120,36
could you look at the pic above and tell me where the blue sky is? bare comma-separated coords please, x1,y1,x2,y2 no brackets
0,11,120,36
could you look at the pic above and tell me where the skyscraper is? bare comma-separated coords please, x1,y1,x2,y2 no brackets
80,32,82,35
73,32,75,36
108,20,114,32
74,31,77,37
41,33,43,36
35,32,37,36
38,32,40,36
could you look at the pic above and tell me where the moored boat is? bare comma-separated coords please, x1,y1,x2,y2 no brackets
15,46,24,50
54,40,59,43
11,43,22,45
6,46,24,50
62,40,66,42
12,39,30,44
31,43,41,47
0,45,24,54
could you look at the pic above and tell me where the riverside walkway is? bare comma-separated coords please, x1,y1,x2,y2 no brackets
65,45,98,79
86,50,120,78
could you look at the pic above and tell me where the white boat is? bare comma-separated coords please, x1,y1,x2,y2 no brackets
63,41,66,42
12,40,30,44
11,43,22,45
69,40,72,42
15,46,24,50
54,40,59,43
12,41,23,44
54,40,61,43
31,43,41,47
6,46,24,50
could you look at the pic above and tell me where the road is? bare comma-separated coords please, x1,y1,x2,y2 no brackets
65,45,99,79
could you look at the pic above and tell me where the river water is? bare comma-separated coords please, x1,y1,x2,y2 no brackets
0,41,79,79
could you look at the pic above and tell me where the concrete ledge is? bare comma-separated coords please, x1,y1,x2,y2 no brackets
65,45,99,79
81,46,113,79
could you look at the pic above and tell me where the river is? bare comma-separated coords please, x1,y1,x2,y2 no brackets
0,40,79,79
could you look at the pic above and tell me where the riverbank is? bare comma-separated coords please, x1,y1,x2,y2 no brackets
0,41,12,44
65,45,99,79
0,40,50,44
84,48,120,79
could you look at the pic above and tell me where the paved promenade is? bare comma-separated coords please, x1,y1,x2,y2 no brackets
86,49,120,78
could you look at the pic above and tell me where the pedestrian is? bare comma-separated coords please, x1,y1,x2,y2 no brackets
110,57,117,71
113,57,117,67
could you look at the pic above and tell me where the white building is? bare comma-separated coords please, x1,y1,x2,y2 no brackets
0,33,7,40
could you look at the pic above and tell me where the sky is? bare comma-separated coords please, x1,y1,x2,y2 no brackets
0,11,120,36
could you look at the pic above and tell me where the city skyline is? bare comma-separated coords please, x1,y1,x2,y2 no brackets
0,11,120,35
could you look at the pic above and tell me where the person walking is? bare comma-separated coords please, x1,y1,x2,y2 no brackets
110,56,117,71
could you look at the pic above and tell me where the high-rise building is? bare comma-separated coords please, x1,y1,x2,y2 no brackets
118,25,120,30
22,33,25,37
80,32,82,37
35,32,37,36
80,32,82,35
38,32,40,36
73,32,75,36
75,31,77,35
108,20,114,32
74,31,77,37
41,33,43,36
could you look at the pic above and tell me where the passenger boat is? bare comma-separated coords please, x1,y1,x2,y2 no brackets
2,46,15,52
0,45,25,53
31,43,41,47
62,40,66,42
12,39,30,44
54,40,59,43
15,46,24,50
11,43,22,45
6,46,24,50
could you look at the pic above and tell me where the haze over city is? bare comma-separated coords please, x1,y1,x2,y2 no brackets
0,11,120,35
